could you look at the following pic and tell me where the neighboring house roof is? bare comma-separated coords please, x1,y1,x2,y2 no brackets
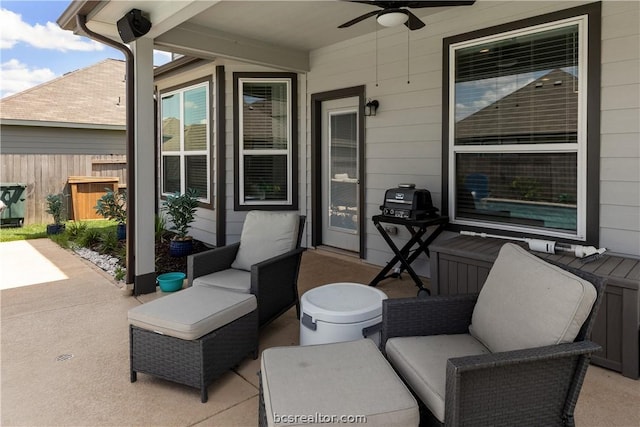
0,58,126,128
455,68,578,141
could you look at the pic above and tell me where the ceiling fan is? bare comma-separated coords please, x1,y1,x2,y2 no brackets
338,1,476,31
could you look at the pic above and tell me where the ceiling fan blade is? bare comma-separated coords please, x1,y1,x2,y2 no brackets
348,0,475,7
338,10,381,28
405,10,426,30
404,1,476,8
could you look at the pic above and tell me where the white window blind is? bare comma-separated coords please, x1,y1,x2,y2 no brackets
449,18,586,239
239,79,291,205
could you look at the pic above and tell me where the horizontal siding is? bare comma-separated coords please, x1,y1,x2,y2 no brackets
307,0,640,271
600,0,640,257
0,125,125,154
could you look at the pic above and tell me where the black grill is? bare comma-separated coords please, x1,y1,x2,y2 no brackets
380,184,438,220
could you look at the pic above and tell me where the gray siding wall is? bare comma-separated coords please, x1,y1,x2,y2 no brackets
306,0,640,276
599,1,640,256
1,125,125,154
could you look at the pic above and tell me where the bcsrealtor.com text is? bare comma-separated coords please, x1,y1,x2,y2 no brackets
273,412,367,424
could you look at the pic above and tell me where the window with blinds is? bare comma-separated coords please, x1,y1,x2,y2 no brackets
160,80,211,204
448,15,588,239
238,78,293,206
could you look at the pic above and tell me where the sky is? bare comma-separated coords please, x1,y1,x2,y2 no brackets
0,0,171,99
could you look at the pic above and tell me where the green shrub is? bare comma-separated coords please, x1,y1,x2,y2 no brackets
45,193,66,225
163,188,199,240
66,221,88,241
78,228,102,248
114,266,126,282
94,189,127,224
155,214,167,242
98,229,120,254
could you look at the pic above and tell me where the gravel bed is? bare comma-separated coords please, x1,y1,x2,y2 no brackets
73,246,124,282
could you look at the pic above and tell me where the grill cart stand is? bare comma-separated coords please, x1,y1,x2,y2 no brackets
369,214,448,296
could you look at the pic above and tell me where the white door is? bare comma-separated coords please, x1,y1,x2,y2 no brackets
321,98,360,252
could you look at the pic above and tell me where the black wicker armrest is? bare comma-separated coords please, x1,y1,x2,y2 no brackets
187,242,240,286
251,247,306,294
381,294,478,348
444,340,602,426
251,247,306,326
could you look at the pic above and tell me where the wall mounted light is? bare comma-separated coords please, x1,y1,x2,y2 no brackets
377,10,408,27
365,99,379,116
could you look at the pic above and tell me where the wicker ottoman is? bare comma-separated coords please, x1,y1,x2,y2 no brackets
259,339,419,427
128,286,258,403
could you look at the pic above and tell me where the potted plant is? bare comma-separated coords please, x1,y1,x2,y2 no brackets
95,188,127,240
45,193,66,235
163,188,199,257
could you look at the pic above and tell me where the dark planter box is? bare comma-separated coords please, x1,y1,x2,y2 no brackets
429,234,639,380
46,224,66,235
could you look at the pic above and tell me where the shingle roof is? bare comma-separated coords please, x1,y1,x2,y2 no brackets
0,58,126,127
455,69,578,141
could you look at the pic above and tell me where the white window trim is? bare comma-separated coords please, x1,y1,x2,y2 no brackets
238,77,293,206
448,15,589,241
160,81,211,204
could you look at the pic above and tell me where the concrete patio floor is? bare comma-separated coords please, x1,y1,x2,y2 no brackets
1,238,638,426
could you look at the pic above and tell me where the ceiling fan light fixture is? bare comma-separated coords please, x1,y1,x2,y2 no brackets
377,11,408,27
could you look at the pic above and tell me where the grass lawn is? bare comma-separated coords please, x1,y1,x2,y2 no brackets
0,220,116,242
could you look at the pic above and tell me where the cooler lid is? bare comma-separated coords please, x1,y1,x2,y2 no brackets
301,282,388,324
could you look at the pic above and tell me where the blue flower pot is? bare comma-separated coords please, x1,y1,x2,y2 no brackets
169,239,193,257
117,223,126,240
46,224,65,235
157,272,186,292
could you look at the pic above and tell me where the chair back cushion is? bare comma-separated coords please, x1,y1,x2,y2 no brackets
469,243,597,353
231,211,300,271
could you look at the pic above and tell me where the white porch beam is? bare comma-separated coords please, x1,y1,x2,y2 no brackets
155,23,310,72
131,36,157,294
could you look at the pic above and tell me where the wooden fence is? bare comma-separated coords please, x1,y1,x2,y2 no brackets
0,154,127,225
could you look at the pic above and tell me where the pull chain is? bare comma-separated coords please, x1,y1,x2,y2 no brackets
375,24,379,87
407,27,410,84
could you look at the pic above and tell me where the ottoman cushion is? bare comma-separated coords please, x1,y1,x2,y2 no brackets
128,286,256,340
193,268,251,293
261,339,418,427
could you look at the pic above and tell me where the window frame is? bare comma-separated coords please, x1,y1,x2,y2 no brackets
233,72,298,211
159,76,214,209
442,2,601,244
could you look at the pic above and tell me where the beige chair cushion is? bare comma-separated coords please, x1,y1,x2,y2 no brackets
192,268,251,293
128,286,256,340
385,334,490,423
469,243,597,353
261,339,419,427
231,211,299,271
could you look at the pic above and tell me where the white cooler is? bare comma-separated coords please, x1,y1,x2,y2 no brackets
299,282,388,346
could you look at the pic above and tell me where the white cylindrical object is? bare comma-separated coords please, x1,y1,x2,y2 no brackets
527,239,556,254
299,283,388,346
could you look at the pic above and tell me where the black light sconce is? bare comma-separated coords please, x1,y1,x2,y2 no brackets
365,99,379,116
117,9,152,43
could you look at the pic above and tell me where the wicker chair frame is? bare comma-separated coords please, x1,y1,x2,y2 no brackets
187,216,306,327
381,261,607,427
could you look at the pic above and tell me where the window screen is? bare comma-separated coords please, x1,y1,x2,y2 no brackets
449,18,587,238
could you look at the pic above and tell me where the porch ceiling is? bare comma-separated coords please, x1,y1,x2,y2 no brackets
59,0,466,72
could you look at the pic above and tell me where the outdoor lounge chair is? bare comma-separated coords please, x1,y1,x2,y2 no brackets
187,211,306,327
381,243,606,427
